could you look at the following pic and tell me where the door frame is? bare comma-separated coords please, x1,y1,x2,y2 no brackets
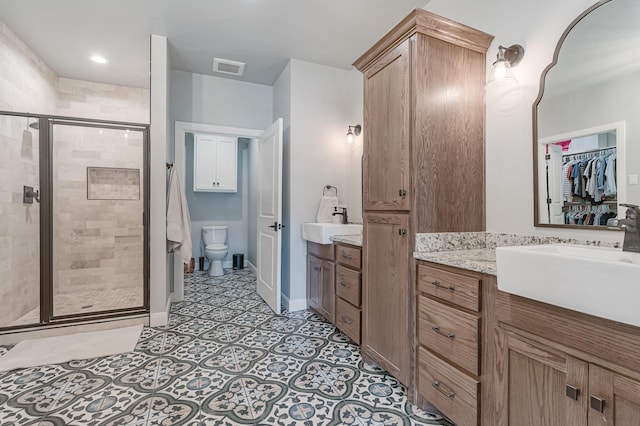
173,121,262,301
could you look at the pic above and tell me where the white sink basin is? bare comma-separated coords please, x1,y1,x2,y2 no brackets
496,244,640,327
301,223,362,245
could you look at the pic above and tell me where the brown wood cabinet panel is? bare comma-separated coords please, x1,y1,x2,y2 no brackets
307,241,335,261
413,35,486,233
336,297,361,344
418,263,480,312
495,328,588,426
335,244,361,269
362,40,410,211
418,295,480,375
418,347,479,426
588,365,640,426
336,265,361,307
496,290,640,374
307,255,321,312
363,213,410,384
306,254,334,323
320,260,335,323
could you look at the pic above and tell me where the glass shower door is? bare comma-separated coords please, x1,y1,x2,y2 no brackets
51,121,147,318
0,113,42,328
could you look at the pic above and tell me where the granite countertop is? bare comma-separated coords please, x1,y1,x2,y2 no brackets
330,234,362,247
414,248,497,275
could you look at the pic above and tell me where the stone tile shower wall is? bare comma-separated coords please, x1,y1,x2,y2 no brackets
0,20,57,327
0,117,41,326
52,126,144,300
0,18,150,325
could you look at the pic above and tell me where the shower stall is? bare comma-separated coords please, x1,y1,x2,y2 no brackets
0,111,149,331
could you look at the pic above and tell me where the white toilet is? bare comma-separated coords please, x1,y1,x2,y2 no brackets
202,225,228,277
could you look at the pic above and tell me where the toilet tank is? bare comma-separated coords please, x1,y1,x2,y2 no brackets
202,225,228,245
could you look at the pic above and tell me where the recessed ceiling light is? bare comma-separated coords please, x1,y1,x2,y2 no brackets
90,55,107,64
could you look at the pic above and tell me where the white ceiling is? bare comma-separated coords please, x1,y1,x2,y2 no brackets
0,0,429,89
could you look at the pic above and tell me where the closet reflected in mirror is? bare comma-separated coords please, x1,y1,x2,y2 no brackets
537,123,623,226
533,0,639,228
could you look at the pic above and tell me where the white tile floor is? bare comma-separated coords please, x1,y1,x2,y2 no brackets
0,270,453,425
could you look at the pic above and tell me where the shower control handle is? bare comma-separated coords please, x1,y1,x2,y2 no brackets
23,186,40,204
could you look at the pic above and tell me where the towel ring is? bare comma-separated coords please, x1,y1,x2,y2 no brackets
323,185,337,197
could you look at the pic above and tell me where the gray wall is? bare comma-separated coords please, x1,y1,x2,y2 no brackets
170,70,273,269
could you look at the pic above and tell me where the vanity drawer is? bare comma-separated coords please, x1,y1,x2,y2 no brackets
418,347,479,426
418,296,480,375
336,297,361,344
336,244,361,269
307,241,335,261
336,265,361,307
417,264,480,312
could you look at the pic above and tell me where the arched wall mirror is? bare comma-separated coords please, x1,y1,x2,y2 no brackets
533,0,640,228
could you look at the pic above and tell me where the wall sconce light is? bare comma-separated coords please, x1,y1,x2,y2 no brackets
346,124,361,144
487,44,524,85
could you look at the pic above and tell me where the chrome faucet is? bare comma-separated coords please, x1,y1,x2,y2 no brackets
332,206,348,224
607,203,640,253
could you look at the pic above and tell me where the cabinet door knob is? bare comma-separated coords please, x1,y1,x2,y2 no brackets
432,325,455,339
432,380,456,399
399,189,407,196
566,384,580,400
590,395,605,413
398,229,407,236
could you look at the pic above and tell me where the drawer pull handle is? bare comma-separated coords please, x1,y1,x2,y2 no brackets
432,280,455,291
432,325,455,339
342,254,353,260
432,380,456,399
340,281,351,288
340,316,353,325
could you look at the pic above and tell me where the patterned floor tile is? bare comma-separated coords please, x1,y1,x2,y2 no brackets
0,270,453,425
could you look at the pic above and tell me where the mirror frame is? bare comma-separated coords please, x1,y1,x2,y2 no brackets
532,0,617,229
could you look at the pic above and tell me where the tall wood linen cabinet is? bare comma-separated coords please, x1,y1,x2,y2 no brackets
353,10,493,387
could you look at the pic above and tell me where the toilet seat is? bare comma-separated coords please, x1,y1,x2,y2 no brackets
205,244,227,251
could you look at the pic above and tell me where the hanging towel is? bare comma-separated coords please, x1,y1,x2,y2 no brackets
316,195,339,223
167,167,193,264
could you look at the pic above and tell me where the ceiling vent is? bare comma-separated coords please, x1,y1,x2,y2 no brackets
213,58,245,76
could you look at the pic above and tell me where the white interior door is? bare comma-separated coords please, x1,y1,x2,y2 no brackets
257,118,283,314
546,144,565,224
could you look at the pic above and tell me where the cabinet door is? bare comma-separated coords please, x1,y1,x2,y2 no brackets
362,40,410,211
495,328,588,426
194,134,217,191
588,365,640,426
319,260,335,323
307,255,321,312
215,136,237,192
362,212,410,384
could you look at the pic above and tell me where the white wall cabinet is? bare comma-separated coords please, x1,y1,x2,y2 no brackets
194,133,237,192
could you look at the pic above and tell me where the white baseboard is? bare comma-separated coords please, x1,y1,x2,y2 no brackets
282,293,307,312
150,294,172,327
247,261,257,274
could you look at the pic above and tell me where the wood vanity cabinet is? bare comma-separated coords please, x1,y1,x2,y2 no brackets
495,287,640,426
334,243,363,344
415,261,497,426
306,242,335,323
353,9,493,387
